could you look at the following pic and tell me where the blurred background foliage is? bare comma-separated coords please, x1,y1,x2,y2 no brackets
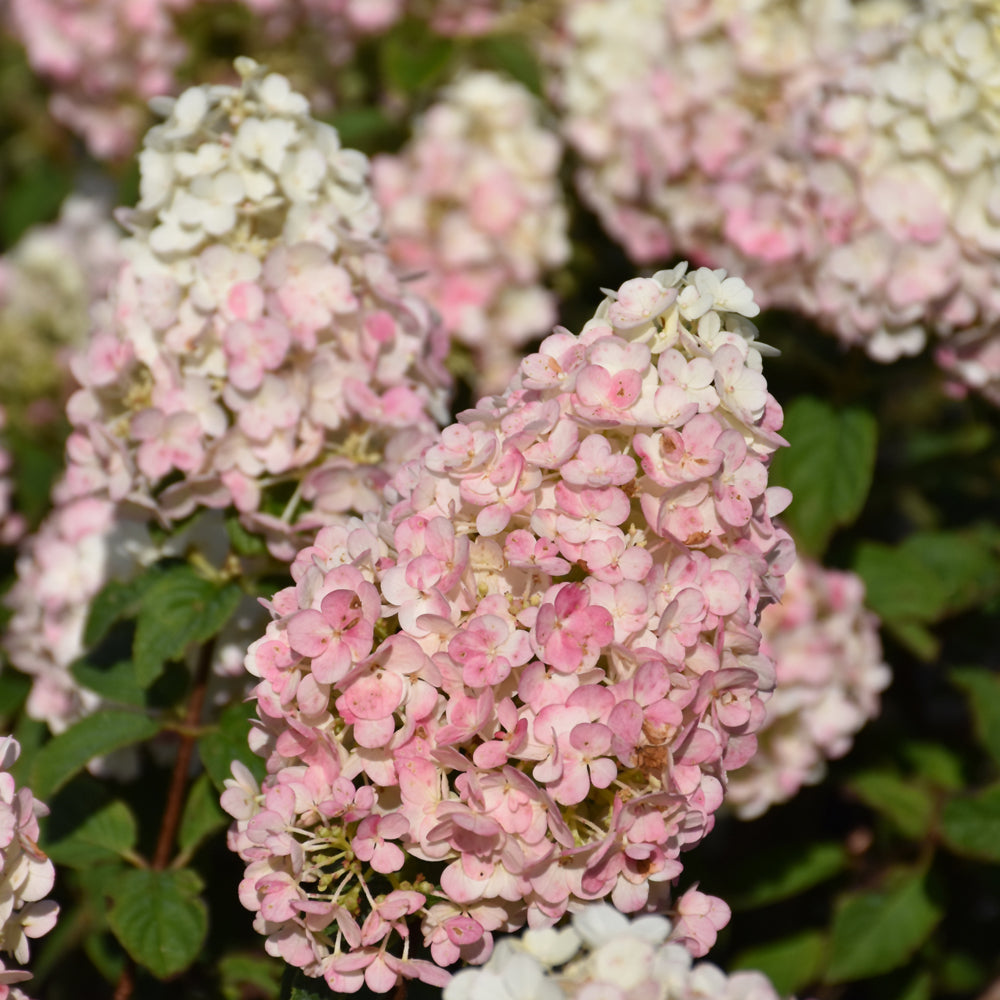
0,5,999,999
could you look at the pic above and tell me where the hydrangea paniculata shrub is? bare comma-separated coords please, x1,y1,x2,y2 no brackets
0,737,58,996
224,262,794,992
374,71,570,393
444,902,787,1000
3,59,449,737
727,557,890,819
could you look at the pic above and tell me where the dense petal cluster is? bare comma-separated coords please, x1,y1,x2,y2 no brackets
374,71,570,393
4,60,448,737
0,195,121,423
444,903,784,1000
544,0,1000,400
62,57,448,553
544,0,865,264
680,0,1000,381
727,557,890,819
4,0,192,159
807,0,1000,394
225,263,793,991
0,738,58,994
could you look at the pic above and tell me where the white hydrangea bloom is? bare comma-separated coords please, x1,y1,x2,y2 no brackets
444,904,788,1000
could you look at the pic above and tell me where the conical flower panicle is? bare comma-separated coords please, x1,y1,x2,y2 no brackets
4,60,449,740
226,263,794,993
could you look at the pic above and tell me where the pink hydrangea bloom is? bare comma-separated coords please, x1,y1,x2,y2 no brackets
727,557,890,820
225,263,794,991
4,60,448,739
0,737,58,992
62,57,448,553
543,0,862,266
4,0,193,158
374,71,569,394
443,902,788,1000
544,0,1000,401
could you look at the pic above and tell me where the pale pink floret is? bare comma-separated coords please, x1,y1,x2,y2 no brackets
225,263,793,991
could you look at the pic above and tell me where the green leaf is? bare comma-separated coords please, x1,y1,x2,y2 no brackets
951,668,1000,769
853,542,950,658
32,711,160,799
199,700,266,792
732,929,826,995
71,658,145,707
327,108,403,155
379,20,453,94
890,971,934,1000
133,566,242,688
898,528,1000,616
107,868,207,979
847,769,935,840
826,868,941,982
0,159,72,247
219,952,283,1000
900,740,965,791
0,668,30,718
84,577,149,647
224,514,267,557
470,34,543,94
46,796,138,868
941,783,1000,862
729,840,847,910
178,773,227,857
768,397,877,557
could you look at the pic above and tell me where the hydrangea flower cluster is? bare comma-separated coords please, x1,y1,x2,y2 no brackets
4,59,448,737
4,0,193,159
61,57,448,553
544,0,1000,401
444,903,786,1000
806,0,1000,395
543,0,867,265
675,0,1000,381
0,737,58,996
374,71,570,393
0,195,121,423
224,263,793,992
727,557,890,820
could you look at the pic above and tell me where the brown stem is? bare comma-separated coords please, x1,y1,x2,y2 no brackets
114,639,216,999
112,959,135,1000
153,638,215,871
